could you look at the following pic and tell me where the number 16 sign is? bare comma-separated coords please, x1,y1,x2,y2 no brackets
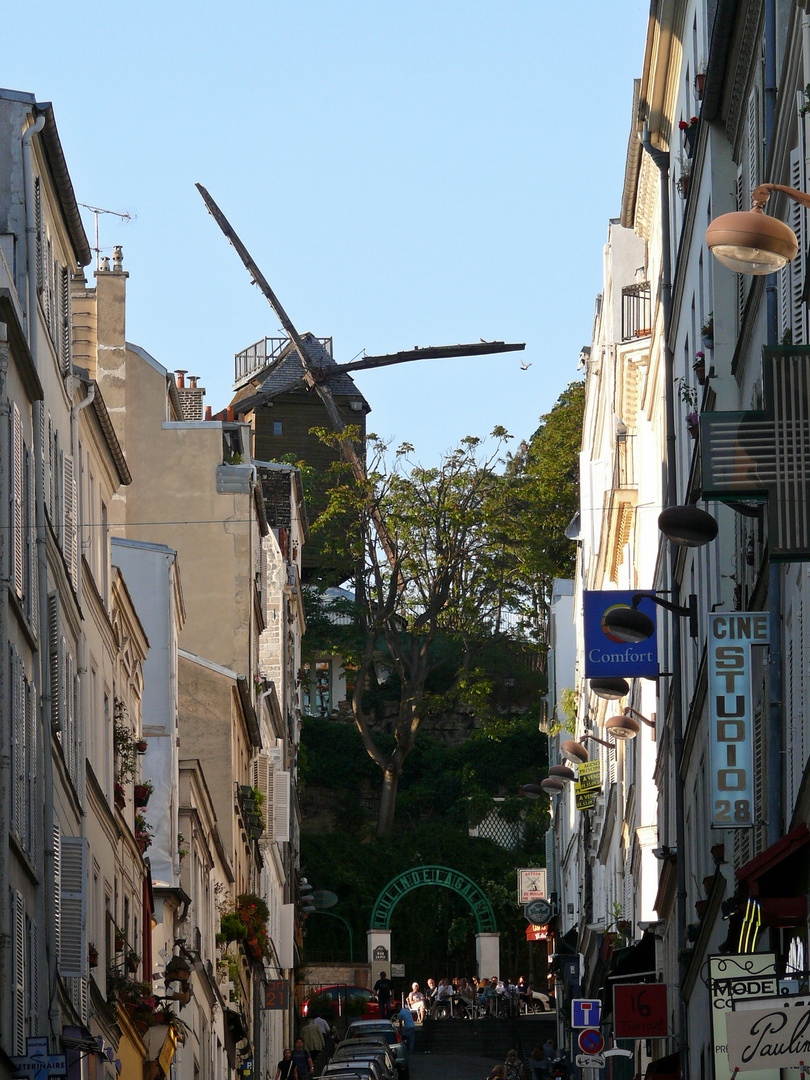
613,983,668,1038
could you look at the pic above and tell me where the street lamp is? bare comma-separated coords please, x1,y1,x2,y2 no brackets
658,504,718,547
605,706,656,740
602,592,698,643
588,677,630,700
706,183,807,274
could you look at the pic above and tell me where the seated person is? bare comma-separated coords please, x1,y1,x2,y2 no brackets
431,978,454,1017
406,982,426,1022
516,976,530,1013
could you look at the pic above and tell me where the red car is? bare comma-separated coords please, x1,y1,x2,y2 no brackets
302,985,401,1021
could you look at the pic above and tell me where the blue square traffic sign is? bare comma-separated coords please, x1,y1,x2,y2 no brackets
571,999,602,1028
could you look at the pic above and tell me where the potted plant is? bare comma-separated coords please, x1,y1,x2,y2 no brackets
127,949,140,973
693,351,707,384
177,832,188,862
113,700,138,785
134,779,153,808
695,63,707,99
135,738,148,754
701,312,714,348
134,813,153,853
678,378,700,438
114,926,125,952
89,943,99,968
114,782,126,811
679,115,700,157
676,155,691,199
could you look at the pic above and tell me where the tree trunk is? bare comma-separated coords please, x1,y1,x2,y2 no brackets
377,766,401,837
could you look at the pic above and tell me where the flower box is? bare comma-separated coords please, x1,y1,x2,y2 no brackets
134,784,151,808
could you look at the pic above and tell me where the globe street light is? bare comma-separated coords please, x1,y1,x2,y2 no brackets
706,183,808,274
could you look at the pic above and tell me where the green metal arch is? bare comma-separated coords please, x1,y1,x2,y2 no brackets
370,865,497,934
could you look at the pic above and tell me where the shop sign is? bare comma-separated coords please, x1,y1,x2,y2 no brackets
727,994,810,1071
583,591,659,677
708,614,768,828
710,953,779,1080
517,868,547,904
613,983,668,1038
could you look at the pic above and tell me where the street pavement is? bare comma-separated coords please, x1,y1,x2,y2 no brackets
411,1051,502,1080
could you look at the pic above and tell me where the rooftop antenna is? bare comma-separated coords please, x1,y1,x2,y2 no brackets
78,203,132,268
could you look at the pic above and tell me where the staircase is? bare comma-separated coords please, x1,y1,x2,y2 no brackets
416,1014,556,1063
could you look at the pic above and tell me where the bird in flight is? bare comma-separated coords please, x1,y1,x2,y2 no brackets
520,360,532,370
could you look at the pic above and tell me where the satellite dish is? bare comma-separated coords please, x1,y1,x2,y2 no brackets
312,890,339,909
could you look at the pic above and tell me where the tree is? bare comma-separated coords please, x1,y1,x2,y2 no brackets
313,427,531,836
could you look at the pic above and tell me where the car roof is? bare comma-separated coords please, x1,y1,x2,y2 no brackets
348,1021,395,1031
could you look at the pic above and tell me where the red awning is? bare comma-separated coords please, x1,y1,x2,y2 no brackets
736,823,810,894
645,1051,680,1080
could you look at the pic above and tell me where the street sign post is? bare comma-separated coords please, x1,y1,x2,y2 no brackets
576,1054,606,1070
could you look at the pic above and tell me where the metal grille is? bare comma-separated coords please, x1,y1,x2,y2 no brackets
234,335,333,385
621,282,651,341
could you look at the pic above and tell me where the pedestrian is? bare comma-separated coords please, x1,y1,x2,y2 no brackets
505,1050,526,1080
374,970,393,1020
396,1001,416,1054
528,1047,544,1080
291,1038,313,1080
301,1020,324,1072
275,1050,297,1080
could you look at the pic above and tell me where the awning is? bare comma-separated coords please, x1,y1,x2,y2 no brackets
610,931,657,980
736,822,810,895
645,1051,680,1080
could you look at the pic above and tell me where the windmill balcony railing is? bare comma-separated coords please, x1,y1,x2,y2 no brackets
234,335,333,384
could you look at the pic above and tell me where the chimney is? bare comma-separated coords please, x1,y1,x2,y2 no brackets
175,372,206,421
205,405,212,421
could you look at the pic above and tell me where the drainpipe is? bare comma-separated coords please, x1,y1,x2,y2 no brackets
72,383,95,828
763,0,783,846
0,323,11,1028
639,126,689,1080
23,112,60,1040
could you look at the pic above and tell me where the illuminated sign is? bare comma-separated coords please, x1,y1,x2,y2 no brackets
708,614,768,828
583,591,659,677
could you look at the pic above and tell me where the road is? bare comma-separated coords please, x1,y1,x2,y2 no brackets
411,1051,502,1080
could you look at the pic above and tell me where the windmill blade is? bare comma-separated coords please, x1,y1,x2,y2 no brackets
195,182,397,565
339,340,525,375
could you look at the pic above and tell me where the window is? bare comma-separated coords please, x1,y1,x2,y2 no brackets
273,421,283,435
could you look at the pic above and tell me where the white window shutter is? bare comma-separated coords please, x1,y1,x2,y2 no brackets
273,770,291,843
52,828,61,961
790,146,808,345
58,835,87,978
747,89,759,198
27,448,38,636
11,648,23,842
13,890,25,1053
12,403,24,598
65,650,76,783
28,915,38,1026
62,453,77,589
253,754,272,835
60,266,71,375
48,594,62,731
34,177,42,294
27,678,37,863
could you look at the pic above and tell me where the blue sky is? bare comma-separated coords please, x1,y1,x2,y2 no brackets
4,1,646,462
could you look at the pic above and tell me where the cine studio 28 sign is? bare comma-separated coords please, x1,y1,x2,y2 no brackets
708,613,768,829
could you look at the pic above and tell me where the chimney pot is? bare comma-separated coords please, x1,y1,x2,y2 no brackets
113,245,124,271
99,256,111,272
226,406,235,421
175,370,187,388
189,375,198,389
205,406,212,421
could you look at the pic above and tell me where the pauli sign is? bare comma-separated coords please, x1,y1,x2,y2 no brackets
727,995,810,1071
708,613,769,828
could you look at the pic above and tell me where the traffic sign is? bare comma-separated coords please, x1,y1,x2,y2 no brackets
571,998,602,1028
577,1029,605,1056
526,898,553,924
576,1054,606,1069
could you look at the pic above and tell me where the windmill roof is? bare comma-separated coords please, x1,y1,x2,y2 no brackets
230,333,369,412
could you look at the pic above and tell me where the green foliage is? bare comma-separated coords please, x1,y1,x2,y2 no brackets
220,913,248,942
550,686,577,736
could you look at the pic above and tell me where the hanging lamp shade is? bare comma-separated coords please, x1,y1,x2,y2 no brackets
520,784,544,799
548,764,576,782
706,206,798,274
560,740,589,765
605,713,641,740
589,677,630,700
658,505,719,547
540,777,565,795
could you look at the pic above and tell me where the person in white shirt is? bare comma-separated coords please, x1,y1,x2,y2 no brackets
406,982,426,1023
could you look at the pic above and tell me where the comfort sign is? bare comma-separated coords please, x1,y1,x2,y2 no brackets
708,613,768,828
583,591,659,677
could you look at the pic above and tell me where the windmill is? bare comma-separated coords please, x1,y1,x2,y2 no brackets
196,184,525,566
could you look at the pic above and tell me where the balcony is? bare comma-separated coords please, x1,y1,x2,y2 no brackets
621,282,652,341
234,335,334,387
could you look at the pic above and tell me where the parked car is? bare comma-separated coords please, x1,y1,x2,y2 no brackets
322,1065,382,1080
345,1021,408,1076
336,1038,397,1073
302,985,396,1021
332,1049,396,1080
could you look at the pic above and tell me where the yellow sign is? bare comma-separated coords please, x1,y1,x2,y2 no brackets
575,760,601,810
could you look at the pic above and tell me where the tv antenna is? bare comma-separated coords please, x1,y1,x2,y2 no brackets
78,203,132,268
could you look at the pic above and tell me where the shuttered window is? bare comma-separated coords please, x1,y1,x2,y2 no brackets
789,145,808,344
48,594,63,731
11,403,24,598
58,834,87,978
11,648,25,842
13,890,26,1053
254,753,272,836
60,266,71,375
272,770,291,843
